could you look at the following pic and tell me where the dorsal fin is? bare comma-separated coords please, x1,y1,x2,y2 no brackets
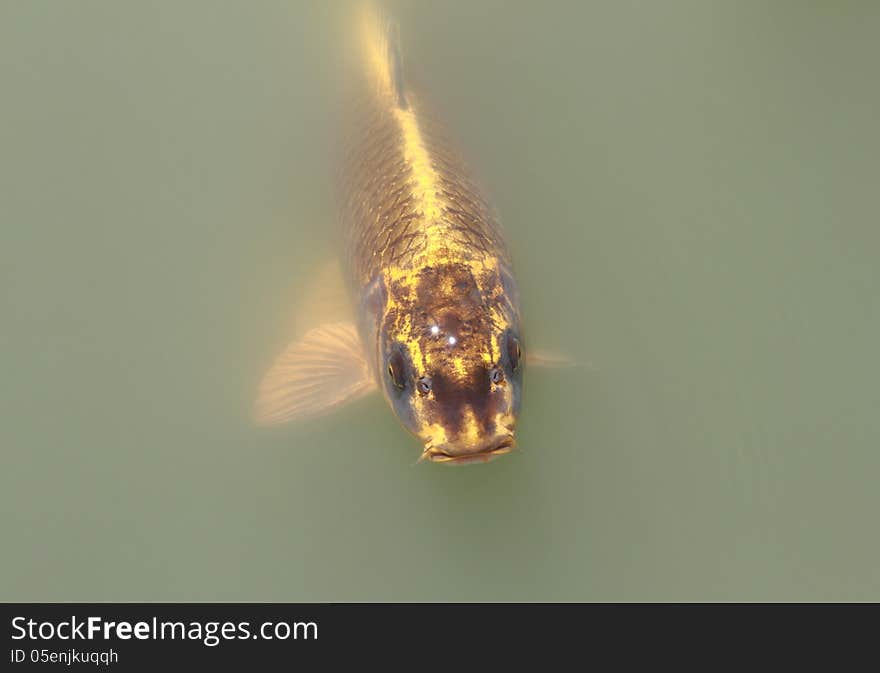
387,20,408,109
360,3,408,109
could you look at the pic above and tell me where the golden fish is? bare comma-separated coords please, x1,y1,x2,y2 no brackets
255,6,550,465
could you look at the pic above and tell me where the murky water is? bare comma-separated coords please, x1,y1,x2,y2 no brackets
2,1,879,600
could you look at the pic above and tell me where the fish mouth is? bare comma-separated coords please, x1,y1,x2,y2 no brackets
421,435,516,465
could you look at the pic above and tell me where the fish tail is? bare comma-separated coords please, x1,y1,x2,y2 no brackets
358,2,408,108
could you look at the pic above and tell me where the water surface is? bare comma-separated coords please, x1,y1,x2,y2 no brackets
2,1,879,600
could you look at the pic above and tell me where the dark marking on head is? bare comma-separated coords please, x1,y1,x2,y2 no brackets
429,364,497,439
373,258,522,454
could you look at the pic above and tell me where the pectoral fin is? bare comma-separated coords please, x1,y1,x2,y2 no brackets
292,259,354,335
526,350,584,369
253,322,377,425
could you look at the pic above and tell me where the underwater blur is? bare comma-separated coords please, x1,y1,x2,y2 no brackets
2,1,879,600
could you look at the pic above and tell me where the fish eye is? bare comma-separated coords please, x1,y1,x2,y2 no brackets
507,334,522,371
388,351,407,390
416,376,432,395
490,368,505,385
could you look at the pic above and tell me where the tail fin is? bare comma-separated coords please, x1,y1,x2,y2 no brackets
359,2,408,108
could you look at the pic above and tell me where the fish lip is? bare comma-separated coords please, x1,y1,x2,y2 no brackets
422,435,516,465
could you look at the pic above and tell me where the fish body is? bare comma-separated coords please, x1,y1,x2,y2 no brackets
256,7,524,464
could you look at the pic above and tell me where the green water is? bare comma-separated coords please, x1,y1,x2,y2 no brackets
2,1,879,600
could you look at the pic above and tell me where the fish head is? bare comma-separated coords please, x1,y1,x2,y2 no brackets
377,262,523,464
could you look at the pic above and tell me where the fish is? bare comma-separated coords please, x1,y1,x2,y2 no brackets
255,6,547,465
